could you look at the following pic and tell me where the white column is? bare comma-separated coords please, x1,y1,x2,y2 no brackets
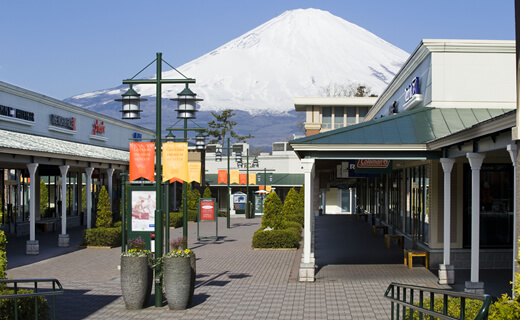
107,168,115,210
439,158,455,285
59,165,70,247
507,143,518,292
466,153,485,293
85,167,94,229
300,159,315,282
26,163,39,255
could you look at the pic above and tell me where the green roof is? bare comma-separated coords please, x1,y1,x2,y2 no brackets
291,107,513,145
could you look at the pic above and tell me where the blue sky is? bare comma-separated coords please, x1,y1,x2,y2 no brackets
0,0,515,100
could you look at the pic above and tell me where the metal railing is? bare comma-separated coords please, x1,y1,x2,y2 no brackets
384,282,491,320
0,278,64,320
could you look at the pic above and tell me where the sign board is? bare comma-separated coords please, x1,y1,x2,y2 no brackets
197,198,218,240
125,185,156,252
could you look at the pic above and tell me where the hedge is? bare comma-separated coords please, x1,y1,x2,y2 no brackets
252,228,299,249
0,288,50,320
82,226,121,247
285,214,304,227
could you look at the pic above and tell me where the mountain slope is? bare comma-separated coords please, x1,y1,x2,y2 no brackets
65,8,409,148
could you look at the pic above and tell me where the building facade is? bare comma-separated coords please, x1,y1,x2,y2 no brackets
0,81,154,254
291,40,517,293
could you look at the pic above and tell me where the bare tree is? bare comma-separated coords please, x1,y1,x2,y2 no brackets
320,83,377,97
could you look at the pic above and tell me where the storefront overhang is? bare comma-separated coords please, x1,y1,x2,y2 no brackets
0,128,129,166
290,107,514,161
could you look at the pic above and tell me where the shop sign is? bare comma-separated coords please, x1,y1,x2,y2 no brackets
200,199,215,221
357,159,391,169
92,120,105,135
0,104,34,122
133,132,142,139
404,77,420,102
50,114,76,130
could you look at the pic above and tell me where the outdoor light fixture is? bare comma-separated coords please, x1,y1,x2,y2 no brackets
195,132,206,150
116,85,147,119
215,149,222,162
172,84,203,119
235,151,242,163
165,131,176,142
252,157,259,168
117,52,197,308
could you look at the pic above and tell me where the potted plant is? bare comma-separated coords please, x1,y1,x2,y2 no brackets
163,237,196,310
120,237,152,310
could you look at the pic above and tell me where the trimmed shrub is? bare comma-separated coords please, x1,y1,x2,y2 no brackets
0,230,6,282
0,288,50,320
408,297,485,320
285,221,302,234
169,212,183,228
203,187,212,199
96,186,112,228
282,188,300,216
286,214,304,226
261,191,285,230
83,227,121,247
188,209,198,222
252,228,299,249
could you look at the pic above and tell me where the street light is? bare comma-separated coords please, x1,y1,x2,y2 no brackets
235,149,259,218
215,138,232,228
117,52,197,308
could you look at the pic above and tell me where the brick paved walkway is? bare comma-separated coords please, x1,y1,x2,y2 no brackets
6,215,446,319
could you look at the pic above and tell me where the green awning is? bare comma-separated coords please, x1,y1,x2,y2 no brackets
291,107,513,146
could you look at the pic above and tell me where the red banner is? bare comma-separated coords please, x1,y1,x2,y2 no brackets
200,200,215,221
129,142,155,182
218,170,227,184
239,173,247,185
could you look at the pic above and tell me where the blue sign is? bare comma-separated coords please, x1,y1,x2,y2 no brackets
405,77,420,102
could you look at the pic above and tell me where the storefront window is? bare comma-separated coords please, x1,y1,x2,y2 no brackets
463,163,513,248
322,107,332,129
347,107,356,124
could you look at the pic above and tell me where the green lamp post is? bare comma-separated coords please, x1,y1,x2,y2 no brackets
117,52,197,307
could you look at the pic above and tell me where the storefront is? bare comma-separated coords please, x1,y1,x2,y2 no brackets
291,39,517,293
0,81,154,254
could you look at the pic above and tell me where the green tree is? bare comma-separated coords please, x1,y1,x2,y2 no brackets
40,180,49,216
182,183,201,211
282,188,300,216
298,186,305,215
207,109,254,146
203,187,212,199
261,191,285,230
95,186,112,228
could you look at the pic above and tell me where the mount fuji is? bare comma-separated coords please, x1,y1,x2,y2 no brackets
65,8,409,150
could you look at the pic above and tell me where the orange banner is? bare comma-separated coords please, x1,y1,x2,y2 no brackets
218,170,227,184
188,162,201,183
239,173,247,185
249,173,256,185
129,142,155,182
230,170,239,184
162,142,188,182
259,185,264,190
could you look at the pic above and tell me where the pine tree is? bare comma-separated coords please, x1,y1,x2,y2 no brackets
283,188,299,216
39,180,49,216
203,187,212,199
261,191,285,230
96,186,112,228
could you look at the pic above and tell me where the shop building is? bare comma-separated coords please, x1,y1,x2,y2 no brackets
0,81,154,254
291,40,517,293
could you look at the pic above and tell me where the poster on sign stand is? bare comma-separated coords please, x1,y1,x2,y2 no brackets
197,198,218,240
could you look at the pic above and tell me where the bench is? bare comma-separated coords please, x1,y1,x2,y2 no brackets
404,249,429,269
372,225,388,236
36,221,55,233
384,234,404,249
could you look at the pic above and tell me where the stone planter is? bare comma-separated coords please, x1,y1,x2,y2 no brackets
189,253,196,305
164,256,193,310
120,255,152,310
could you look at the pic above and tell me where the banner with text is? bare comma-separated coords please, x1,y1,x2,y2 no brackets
218,170,227,184
188,161,201,183
162,142,188,182
230,170,240,184
129,142,155,182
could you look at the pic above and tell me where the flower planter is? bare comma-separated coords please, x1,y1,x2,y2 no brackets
120,255,152,310
164,256,192,310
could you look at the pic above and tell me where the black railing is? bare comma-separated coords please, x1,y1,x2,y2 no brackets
384,282,491,320
0,278,64,320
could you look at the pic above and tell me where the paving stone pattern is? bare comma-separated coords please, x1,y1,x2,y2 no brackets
6,216,445,319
